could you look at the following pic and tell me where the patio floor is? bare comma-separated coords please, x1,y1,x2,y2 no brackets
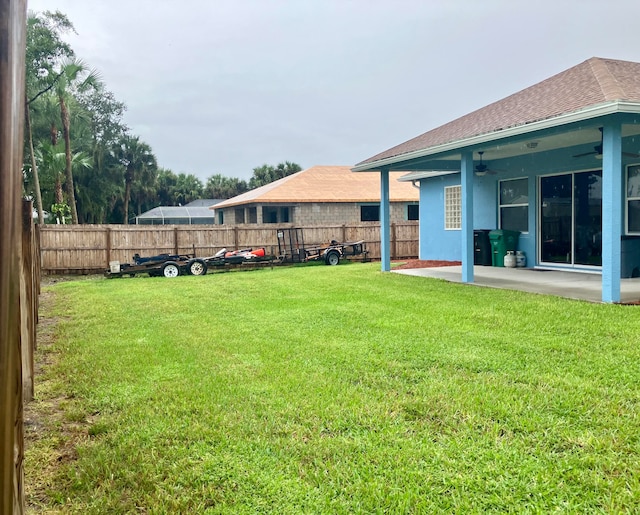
393,265,640,303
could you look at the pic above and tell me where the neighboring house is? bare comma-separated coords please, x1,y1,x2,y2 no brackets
354,57,640,303
211,165,419,225
136,199,222,225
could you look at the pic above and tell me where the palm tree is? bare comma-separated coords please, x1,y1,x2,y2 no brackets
55,58,101,223
173,173,204,205
36,143,92,222
130,166,159,219
115,135,157,224
205,174,249,199
24,10,75,222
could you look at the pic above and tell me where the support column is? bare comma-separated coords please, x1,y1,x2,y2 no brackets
528,175,537,266
380,168,390,271
461,151,474,283
602,120,622,303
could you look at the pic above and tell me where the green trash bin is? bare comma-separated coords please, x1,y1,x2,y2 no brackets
488,230,520,267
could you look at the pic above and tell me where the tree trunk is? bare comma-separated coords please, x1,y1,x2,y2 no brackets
123,166,132,225
49,121,57,145
54,177,63,205
60,97,78,223
25,101,44,224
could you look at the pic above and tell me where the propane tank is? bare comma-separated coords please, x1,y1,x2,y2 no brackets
516,250,526,268
504,251,516,268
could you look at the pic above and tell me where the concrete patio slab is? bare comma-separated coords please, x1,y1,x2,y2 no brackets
393,266,640,303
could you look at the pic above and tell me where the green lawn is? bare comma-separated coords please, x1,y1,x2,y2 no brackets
28,263,640,513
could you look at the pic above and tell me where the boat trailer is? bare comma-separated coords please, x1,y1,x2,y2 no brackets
105,228,368,278
105,248,268,278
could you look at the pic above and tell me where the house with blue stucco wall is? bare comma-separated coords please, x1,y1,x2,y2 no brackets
354,57,640,303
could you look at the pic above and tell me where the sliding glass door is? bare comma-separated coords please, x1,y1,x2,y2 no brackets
539,171,602,267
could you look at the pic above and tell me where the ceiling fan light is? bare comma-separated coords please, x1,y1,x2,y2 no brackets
595,153,603,160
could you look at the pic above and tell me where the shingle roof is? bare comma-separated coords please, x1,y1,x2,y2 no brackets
136,206,216,219
184,199,223,207
213,165,419,209
357,57,640,167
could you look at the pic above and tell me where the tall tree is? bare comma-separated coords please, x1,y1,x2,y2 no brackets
24,10,75,223
75,88,128,223
115,135,157,224
54,58,101,223
35,143,91,222
205,174,248,199
35,141,66,206
249,161,301,189
130,165,158,218
156,168,178,206
173,173,204,205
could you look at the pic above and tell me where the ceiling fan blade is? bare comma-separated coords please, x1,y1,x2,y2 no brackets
623,151,640,159
573,151,597,158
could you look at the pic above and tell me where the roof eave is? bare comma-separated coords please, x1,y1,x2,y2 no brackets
398,171,458,182
352,100,640,172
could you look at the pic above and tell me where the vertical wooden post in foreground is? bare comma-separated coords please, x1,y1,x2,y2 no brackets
0,0,27,512
21,201,35,403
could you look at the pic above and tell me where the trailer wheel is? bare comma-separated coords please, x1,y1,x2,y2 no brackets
188,259,207,276
162,261,180,278
325,250,340,266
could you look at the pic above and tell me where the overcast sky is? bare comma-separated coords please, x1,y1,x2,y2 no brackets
26,0,640,182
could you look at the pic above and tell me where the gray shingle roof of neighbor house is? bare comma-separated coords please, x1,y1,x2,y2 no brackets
354,57,640,169
212,165,419,210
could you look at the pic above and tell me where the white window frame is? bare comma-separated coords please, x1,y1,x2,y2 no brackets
498,177,529,233
444,185,461,230
626,164,640,235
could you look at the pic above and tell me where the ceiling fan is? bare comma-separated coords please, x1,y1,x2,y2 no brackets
474,151,498,176
573,127,640,159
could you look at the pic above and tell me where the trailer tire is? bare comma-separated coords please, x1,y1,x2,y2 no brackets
162,261,180,278
325,250,340,266
188,259,207,276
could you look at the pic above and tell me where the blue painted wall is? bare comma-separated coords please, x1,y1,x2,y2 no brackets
417,144,639,274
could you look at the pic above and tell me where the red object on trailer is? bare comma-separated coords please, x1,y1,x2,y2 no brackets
223,247,266,260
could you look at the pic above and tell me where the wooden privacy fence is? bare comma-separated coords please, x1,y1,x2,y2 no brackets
1,1,39,511
40,222,419,274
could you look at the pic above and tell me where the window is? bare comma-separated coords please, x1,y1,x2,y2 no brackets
263,206,278,224
627,164,640,234
217,210,224,225
360,205,380,222
499,178,528,232
235,208,245,224
248,207,257,224
444,185,461,230
407,204,419,221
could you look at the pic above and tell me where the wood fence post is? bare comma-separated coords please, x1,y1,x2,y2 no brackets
391,222,397,260
105,227,111,267
0,0,27,511
341,224,346,243
173,227,179,254
234,226,239,250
